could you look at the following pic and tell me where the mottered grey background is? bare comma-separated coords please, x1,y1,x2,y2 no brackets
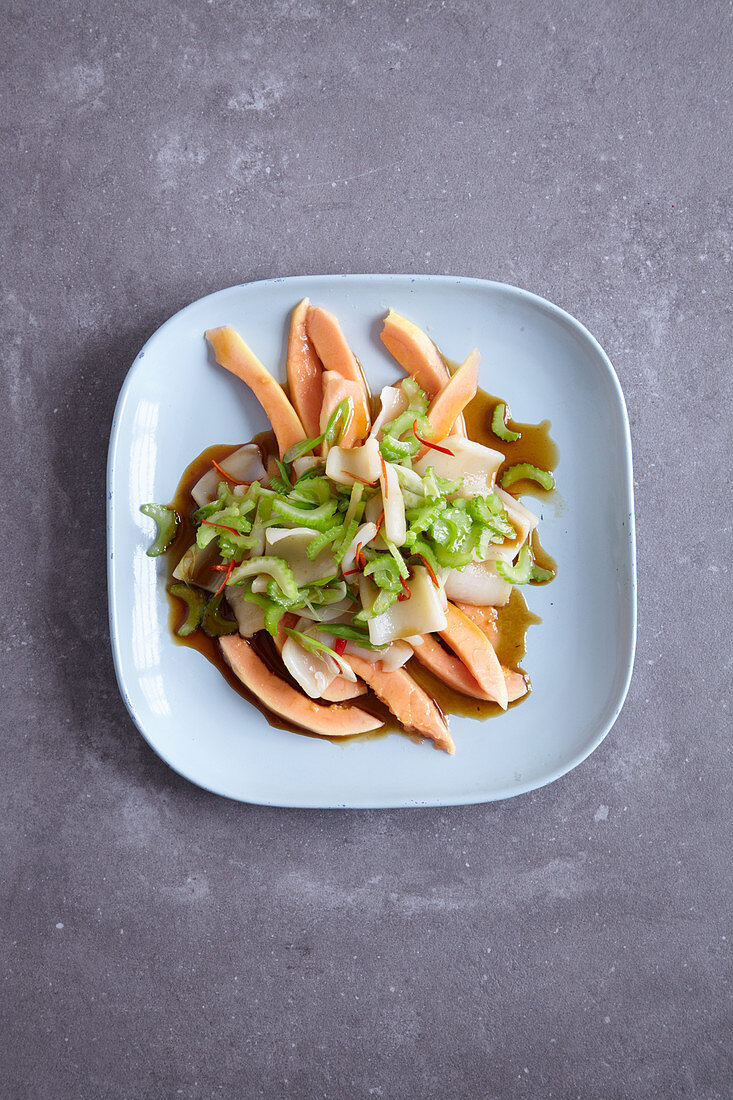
2,1,731,1097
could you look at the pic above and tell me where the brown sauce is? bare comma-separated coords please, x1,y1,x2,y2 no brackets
161,382,558,747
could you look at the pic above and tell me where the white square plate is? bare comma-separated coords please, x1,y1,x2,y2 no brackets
107,275,636,807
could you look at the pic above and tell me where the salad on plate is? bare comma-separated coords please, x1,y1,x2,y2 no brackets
140,302,556,754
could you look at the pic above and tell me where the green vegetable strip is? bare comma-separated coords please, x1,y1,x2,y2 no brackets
333,519,359,565
282,436,323,465
432,537,474,569
324,398,354,448
271,498,338,531
318,623,386,650
228,556,299,600
530,562,555,583
383,539,410,579
501,463,555,492
363,554,402,592
401,377,429,413
264,604,288,635
495,546,533,584
140,503,178,556
379,434,416,463
169,583,205,636
305,525,342,561
343,481,365,531
201,592,238,636
281,399,352,466
491,402,521,443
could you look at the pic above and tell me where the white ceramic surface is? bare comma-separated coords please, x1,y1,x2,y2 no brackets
107,275,636,807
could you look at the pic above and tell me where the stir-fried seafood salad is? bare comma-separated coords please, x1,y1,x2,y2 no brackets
140,303,556,753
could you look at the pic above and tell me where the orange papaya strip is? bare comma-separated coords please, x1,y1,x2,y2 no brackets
413,635,527,703
286,298,323,439
320,678,368,702
219,635,382,737
319,371,369,447
417,349,480,456
453,603,499,648
306,306,371,434
346,654,454,753
380,309,450,396
438,603,508,709
205,325,305,458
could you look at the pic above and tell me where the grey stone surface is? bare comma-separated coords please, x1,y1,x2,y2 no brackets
1,0,731,1096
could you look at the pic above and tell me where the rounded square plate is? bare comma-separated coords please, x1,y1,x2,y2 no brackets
107,275,636,806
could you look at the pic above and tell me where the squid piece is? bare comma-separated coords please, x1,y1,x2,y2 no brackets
272,614,366,703
206,326,305,458
191,444,266,507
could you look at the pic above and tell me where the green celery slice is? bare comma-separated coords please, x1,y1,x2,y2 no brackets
201,592,238,636
496,545,533,584
491,402,521,443
228,556,299,600
501,463,555,492
169,583,205,636
140,504,179,556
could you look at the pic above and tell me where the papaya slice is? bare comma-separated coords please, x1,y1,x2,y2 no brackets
320,371,370,447
205,326,305,458
453,602,499,647
419,349,479,454
346,654,454,753
413,635,527,703
286,298,323,439
380,310,450,396
219,634,383,736
438,603,508,709
306,306,371,434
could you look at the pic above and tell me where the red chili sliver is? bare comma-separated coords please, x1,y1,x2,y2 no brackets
201,519,242,536
334,638,347,656
211,458,251,485
342,567,360,577
413,421,454,456
213,560,235,598
398,576,411,601
379,454,389,497
418,554,439,588
351,474,377,485
212,560,243,572
375,509,385,534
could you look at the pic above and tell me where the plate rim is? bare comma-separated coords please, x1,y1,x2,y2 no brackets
107,273,637,807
